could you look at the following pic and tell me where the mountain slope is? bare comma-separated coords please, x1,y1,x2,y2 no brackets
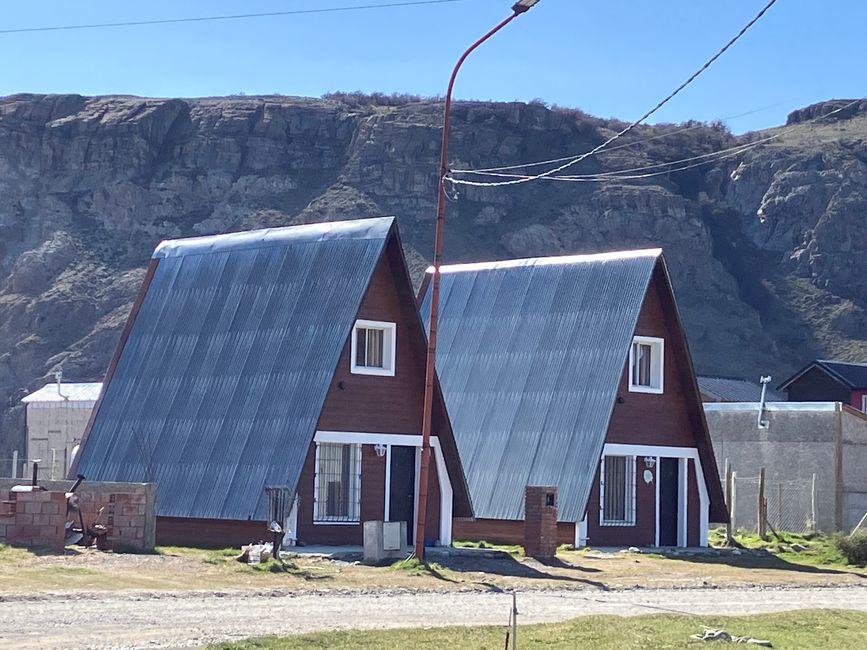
0,93,865,458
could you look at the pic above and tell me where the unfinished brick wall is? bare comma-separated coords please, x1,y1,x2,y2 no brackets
0,479,156,551
524,485,558,558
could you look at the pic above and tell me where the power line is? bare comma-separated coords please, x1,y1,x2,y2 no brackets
0,0,467,35
447,0,781,188
478,97,865,184
451,101,793,176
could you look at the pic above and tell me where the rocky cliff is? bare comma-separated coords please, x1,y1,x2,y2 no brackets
1,93,865,458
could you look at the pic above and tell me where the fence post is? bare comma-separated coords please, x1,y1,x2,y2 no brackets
811,473,817,533
731,471,737,532
724,459,733,545
51,448,57,480
777,481,783,531
758,467,766,540
11,450,18,479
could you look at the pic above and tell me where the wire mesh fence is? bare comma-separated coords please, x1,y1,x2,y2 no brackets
729,474,816,533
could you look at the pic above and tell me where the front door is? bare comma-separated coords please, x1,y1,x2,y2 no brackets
389,446,416,545
658,457,679,546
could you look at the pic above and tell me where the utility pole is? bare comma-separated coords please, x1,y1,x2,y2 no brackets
414,0,543,559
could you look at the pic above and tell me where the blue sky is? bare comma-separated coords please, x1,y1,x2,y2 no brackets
0,0,862,132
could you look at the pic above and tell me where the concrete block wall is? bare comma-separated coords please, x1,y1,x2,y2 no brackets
524,485,558,557
0,479,156,551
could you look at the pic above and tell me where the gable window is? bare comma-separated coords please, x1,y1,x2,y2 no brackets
351,320,396,376
861,395,867,414
314,442,362,523
600,455,636,526
629,336,664,394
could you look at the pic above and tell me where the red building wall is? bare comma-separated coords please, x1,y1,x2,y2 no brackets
584,270,707,547
296,238,449,545
850,389,867,412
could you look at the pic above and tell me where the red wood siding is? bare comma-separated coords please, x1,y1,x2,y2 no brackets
294,237,448,545
157,517,268,548
850,389,867,412
584,270,706,547
453,518,575,546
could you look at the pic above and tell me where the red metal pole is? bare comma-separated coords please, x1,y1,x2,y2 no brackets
414,8,524,560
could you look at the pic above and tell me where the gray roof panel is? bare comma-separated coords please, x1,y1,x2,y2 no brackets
698,376,785,402
76,217,393,520
421,251,659,522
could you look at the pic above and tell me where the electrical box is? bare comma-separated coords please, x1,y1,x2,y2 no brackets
383,521,402,551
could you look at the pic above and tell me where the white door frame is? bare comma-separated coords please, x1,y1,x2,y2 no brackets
314,431,454,545
602,443,709,547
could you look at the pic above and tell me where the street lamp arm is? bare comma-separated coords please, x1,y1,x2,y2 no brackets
414,3,539,560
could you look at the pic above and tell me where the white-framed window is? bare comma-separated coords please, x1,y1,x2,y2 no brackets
313,442,362,523
629,336,664,394
350,319,396,376
600,455,636,526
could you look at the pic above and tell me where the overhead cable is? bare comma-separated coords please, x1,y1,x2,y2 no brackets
0,0,467,35
476,97,866,183
451,101,794,175
447,0,781,188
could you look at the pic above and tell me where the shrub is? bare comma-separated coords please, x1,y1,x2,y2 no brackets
834,531,867,565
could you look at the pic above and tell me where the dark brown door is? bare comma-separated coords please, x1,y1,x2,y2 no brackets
659,457,679,546
389,446,416,545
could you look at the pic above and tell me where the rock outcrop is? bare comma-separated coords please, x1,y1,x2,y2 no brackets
0,93,866,458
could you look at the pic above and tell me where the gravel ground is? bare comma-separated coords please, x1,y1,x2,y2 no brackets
2,584,866,650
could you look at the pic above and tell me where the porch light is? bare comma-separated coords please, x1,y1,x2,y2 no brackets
643,456,656,469
374,444,387,458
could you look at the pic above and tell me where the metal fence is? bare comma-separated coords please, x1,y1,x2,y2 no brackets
729,473,816,533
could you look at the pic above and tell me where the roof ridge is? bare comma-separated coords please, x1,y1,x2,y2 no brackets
430,248,663,275
153,216,395,260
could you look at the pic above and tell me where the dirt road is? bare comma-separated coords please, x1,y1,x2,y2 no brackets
3,585,866,649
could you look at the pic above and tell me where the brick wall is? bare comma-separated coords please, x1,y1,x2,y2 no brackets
524,486,558,557
0,479,156,551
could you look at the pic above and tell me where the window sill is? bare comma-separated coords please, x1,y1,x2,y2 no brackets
628,384,663,395
313,520,361,526
600,521,636,527
350,366,396,377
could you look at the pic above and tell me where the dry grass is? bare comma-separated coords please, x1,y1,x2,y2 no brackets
0,539,863,595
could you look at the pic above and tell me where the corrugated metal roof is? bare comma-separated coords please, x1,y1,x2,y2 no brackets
22,382,103,403
76,217,394,521
698,376,785,403
420,250,660,522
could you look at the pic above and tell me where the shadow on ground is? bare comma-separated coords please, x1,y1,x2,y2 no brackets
435,552,609,589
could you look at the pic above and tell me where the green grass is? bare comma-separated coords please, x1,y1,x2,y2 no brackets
208,609,867,649
452,540,524,555
708,528,852,566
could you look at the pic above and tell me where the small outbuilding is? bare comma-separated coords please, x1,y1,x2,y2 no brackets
72,217,471,547
420,249,727,548
778,360,867,412
22,380,102,479
705,402,867,532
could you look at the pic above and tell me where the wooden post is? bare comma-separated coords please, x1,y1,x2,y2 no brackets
777,481,783,531
731,471,738,532
724,459,733,545
11,450,18,479
811,473,817,533
758,467,766,540
511,592,518,650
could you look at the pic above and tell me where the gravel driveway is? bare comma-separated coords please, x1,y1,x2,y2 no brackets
3,585,866,649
